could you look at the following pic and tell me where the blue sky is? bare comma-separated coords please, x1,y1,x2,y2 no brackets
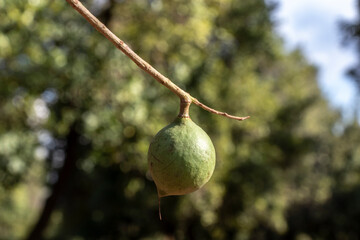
274,0,358,118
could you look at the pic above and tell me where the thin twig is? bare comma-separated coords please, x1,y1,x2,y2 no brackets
65,0,250,121
192,97,250,121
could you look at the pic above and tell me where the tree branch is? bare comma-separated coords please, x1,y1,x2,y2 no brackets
65,0,250,121
191,97,250,121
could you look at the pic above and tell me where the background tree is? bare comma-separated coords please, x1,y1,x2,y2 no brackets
340,0,360,92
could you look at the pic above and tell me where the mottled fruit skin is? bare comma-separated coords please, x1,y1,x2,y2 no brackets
148,117,216,197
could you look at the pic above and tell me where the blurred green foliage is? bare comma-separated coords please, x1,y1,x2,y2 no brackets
1,0,360,239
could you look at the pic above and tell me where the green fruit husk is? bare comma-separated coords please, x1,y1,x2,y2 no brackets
148,117,216,198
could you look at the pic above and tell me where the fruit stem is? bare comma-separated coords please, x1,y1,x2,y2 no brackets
178,98,191,118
